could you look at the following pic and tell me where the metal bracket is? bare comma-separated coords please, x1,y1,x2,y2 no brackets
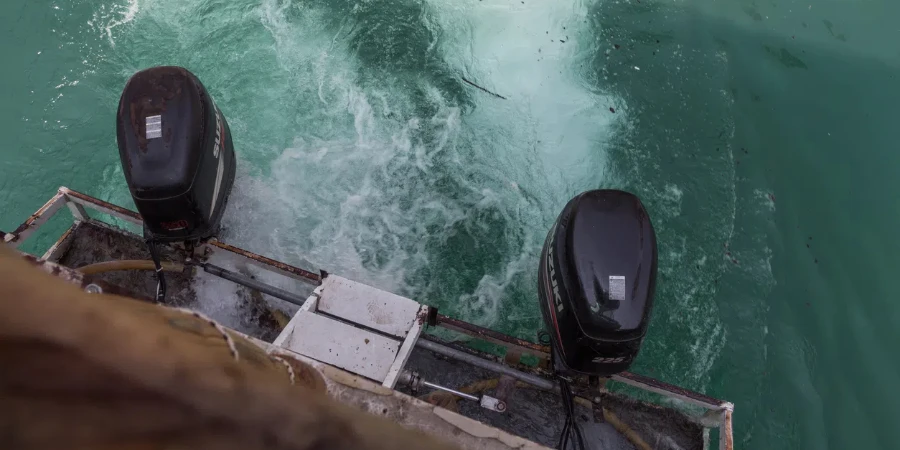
480,395,507,413
397,370,422,394
65,197,89,221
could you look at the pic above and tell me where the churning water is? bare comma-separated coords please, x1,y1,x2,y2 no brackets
3,0,899,448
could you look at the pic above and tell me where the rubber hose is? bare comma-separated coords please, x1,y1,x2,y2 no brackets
77,260,185,275
573,397,652,450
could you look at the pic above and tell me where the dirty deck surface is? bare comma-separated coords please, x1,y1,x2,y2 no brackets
52,219,704,450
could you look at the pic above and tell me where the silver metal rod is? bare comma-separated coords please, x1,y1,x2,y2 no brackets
415,338,557,392
422,381,480,401
198,262,307,306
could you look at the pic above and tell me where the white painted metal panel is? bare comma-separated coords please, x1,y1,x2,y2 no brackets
272,287,322,348
317,276,421,338
283,311,400,382
382,304,428,388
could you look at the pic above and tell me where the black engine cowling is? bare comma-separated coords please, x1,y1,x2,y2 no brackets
538,190,658,376
116,66,236,243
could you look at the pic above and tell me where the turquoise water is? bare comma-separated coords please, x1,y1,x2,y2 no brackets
2,0,899,448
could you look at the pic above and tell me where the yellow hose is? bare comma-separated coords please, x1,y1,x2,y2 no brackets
77,260,185,275
574,397,652,450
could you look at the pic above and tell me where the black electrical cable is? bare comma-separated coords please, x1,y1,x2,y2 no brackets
557,376,586,450
145,237,167,303
549,342,586,450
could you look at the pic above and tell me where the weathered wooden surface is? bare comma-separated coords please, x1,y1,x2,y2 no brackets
0,246,459,450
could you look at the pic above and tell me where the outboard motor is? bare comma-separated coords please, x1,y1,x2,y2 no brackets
538,190,658,377
116,66,236,244
116,66,236,301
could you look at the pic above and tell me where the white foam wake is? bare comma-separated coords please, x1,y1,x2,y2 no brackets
90,0,139,47
86,0,623,331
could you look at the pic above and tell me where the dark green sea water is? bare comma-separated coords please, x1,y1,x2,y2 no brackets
2,0,898,448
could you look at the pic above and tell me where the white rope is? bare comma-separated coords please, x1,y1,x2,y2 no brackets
173,308,239,362
273,356,296,385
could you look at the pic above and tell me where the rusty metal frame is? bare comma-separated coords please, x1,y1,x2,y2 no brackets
436,316,733,446
6,190,68,246
64,188,321,284
435,314,551,358
721,407,734,450
205,240,321,284
8,186,734,450
41,221,80,262
611,370,726,411
7,187,321,286
610,372,734,449
60,187,143,225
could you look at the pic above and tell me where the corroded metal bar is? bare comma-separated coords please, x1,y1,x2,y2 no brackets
435,314,550,358
61,187,142,225
41,222,79,261
720,407,734,450
611,370,727,411
62,187,321,285
206,240,321,285
8,190,68,246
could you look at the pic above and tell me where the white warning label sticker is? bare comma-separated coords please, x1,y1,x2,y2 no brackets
609,276,626,301
145,115,162,139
